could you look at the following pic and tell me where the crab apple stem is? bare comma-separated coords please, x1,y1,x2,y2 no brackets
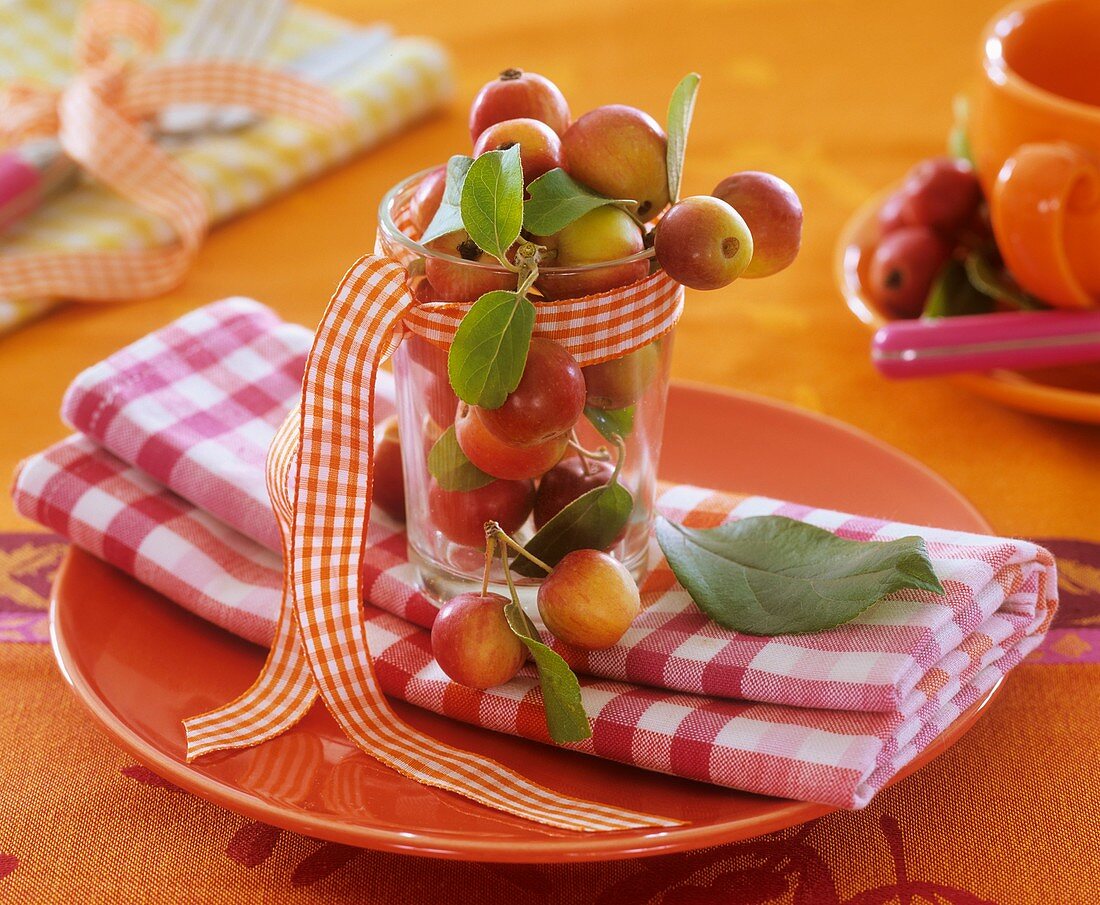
481,528,497,597
609,434,627,483
567,431,611,475
488,523,553,574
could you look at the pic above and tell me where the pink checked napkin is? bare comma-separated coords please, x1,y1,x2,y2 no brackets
13,299,1057,808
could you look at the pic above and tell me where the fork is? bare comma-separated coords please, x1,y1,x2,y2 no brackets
157,0,290,136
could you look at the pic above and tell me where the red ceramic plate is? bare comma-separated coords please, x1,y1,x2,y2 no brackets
51,383,999,863
837,189,1100,424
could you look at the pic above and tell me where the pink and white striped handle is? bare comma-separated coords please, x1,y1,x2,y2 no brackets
872,310,1100,378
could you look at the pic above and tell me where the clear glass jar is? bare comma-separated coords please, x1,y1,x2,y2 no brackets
377,169,675,603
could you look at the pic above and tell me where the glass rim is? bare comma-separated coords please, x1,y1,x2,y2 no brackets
377,166,657,274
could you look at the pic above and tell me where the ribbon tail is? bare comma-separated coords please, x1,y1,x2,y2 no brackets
183,407,317,760
280,255,678,832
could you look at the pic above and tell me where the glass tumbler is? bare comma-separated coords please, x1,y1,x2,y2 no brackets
377,169,675,603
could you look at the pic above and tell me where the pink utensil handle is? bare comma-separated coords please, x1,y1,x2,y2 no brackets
872,311,1100,378
0,151,43,233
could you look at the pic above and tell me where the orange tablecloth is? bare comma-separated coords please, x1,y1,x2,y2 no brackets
1,0,1098,901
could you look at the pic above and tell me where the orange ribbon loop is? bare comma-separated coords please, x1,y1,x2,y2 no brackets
0,0,350,303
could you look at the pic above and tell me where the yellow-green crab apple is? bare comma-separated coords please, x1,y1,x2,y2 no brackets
431,592,527,688
654,195,753,290
535,206,647,300
537,549,641,650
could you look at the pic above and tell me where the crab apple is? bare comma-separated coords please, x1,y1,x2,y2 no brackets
478,338,585,446
533,458,614,528
537,549,640,650
410,165,446,236
562,105,670,222
372,416,405,522
654,195,753,290
424,231,515,302
867,226,951,319
898,156,981,234
473,118,563,185
583,341,661,410
711,172,802,278
406,334,458,428
535,206,647,300
456,403,568,480
469,68,570,141
428,477,534,547
431,592,527,688
878,190,909,236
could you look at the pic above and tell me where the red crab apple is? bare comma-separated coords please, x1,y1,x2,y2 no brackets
867,225,951,319
533,458,614,528
583,341,661,410
478,338,585,446
469,68,571,141
535,206,647,300
537,549,640,650
431,592,527,688
424,231,514,302
456,403,568,481
898,156,981,234
561,105,670,222
654,195,753,290
473,118,563,185
405,334,458,428
428,477,534,547
711,172,803,278
410,165,446,236
372,416,405,522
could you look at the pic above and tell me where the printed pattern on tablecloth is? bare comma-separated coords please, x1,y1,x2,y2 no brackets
10,433,1053,808
52,299,1058,717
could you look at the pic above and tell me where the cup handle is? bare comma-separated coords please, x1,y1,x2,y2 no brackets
991,142,1100,309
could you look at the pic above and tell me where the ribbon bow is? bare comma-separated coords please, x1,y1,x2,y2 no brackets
183,241,686,831
0,0,349,302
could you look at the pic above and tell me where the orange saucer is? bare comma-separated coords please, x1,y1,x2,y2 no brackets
50,383,1000,862
836,189,1100,424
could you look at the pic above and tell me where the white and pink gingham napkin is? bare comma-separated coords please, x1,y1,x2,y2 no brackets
12,299,1057,808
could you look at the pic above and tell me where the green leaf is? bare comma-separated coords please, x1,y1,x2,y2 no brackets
948,95,975,167
426,425,494,491
655,515,944,636
419,155,474,245
666,73,701,203
512,483,634,578
923,260,994,318
460,146,524,263
523,168,626,235
503,601,591,743
584,404,635,441
964,250,1047,311
447,290,536,408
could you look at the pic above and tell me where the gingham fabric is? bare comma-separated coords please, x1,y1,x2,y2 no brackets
54,298,1056,717
0,0,452,331
11,297,1057,809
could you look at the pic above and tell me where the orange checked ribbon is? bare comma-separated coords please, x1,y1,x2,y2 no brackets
0,0,349,302
183,252,686,832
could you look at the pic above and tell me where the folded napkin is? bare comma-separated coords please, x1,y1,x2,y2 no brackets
0,0,452,333
13,300,1057,808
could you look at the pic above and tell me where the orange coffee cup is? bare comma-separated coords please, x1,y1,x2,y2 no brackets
971,0,1100,309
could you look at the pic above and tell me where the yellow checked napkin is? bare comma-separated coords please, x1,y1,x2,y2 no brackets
0,0,453,333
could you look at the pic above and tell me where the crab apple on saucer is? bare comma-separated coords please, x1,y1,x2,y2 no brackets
537,549,641,650
867,226,951,319
654,195,753,290
469,68,571,141
897,156,981,235
431,592,527,688
428,477,534,547
473,118,563,185
455,403,568,481
562,105,670,222
711,172,802,278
